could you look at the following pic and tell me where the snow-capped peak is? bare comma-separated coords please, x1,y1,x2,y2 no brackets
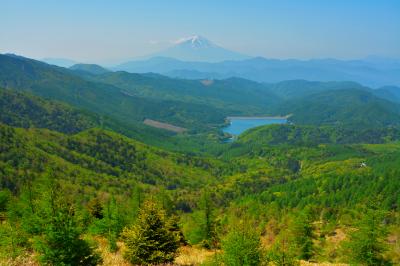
174,35,215,49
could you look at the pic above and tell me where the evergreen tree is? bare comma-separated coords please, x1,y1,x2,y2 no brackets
290,209,315,260
122,200,179,265
34,179,101,266
199,190,217,248
268,230,299,266
87,197,103,219
222,221,261,266
343,208,390,265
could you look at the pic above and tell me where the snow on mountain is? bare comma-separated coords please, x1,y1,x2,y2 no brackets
146,35,249,62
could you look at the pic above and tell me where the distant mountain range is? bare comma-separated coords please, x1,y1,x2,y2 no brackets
70,63,110,75
114,55,400,88
144,35,249,62
2,53,400,131
40,36,400,87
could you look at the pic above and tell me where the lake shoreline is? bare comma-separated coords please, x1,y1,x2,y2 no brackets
223,116,288,137
226,115,291,120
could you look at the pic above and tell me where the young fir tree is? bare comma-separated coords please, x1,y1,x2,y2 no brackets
290,209,315,260
268,229,299,266
199,190,218,248
342,207,390,265
122,200,179,265
222,221,261,266
33,178,101,266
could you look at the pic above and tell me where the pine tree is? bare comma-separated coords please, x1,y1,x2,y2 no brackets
290,209,315,260
343,208,390,265
34,179,101,265
87,197,103,219
268,230,299,266
199,190,217,248
222,221,261,266
122,200,179,265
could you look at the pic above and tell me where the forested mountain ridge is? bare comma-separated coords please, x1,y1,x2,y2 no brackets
0,88,101,134
69,63,110,75
0,54,228,131
277,88,400,128
2,54,400,133
1,53,400,265
1,118,399,264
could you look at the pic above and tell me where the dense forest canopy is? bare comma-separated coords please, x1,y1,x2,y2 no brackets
0,53,399,265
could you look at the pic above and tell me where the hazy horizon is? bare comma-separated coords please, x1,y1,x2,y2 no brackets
1,0,400,64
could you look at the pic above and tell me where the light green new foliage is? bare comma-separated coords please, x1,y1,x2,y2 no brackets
33,179,102,266
122,200,180,265
268,229,299,266
222,222,261,266
342,207,390,266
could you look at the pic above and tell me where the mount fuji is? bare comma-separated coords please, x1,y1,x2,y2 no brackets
143,35,249,62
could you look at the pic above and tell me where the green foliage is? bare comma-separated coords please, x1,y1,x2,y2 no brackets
0,88,98,134
87,197,103,219
238,124,400,148
1,54,400,264
33,180,101,266
221,222,261,266
276,88,400,128
198,190,218,248
342,207,391,265
268,230,299,266
290,209,315,260
122,201,179,265
101,197,125,252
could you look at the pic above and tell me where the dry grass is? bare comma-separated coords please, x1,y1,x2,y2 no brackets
300,262,348,266
94,237,130,266
143,119,187,133
95,237,214,266
0,254,39,266
175,246,216,265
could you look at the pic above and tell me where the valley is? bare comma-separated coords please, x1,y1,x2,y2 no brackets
1,3,400,263
1,52,399,265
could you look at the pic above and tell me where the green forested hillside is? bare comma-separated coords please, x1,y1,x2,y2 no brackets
1,119,399,264
0,88,99,134
277,88,400,128
238,124,400,146
88,73,279,114
1,54,400,265
0,54,227,130
2,54,400,132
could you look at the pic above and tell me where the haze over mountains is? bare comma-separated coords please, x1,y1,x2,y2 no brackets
42,36,400,88
2,53,400,135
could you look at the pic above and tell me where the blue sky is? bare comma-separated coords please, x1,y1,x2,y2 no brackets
1,0,399,63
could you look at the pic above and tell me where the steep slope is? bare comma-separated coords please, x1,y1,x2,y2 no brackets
0,88,98,134
238,124,400,147
0,87,186,148
0,54,227,130
275,88,400,128
0,123,224,194
89,72,280,114
373,86,400,103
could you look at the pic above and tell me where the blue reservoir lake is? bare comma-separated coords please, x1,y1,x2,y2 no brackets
223,117,287,136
